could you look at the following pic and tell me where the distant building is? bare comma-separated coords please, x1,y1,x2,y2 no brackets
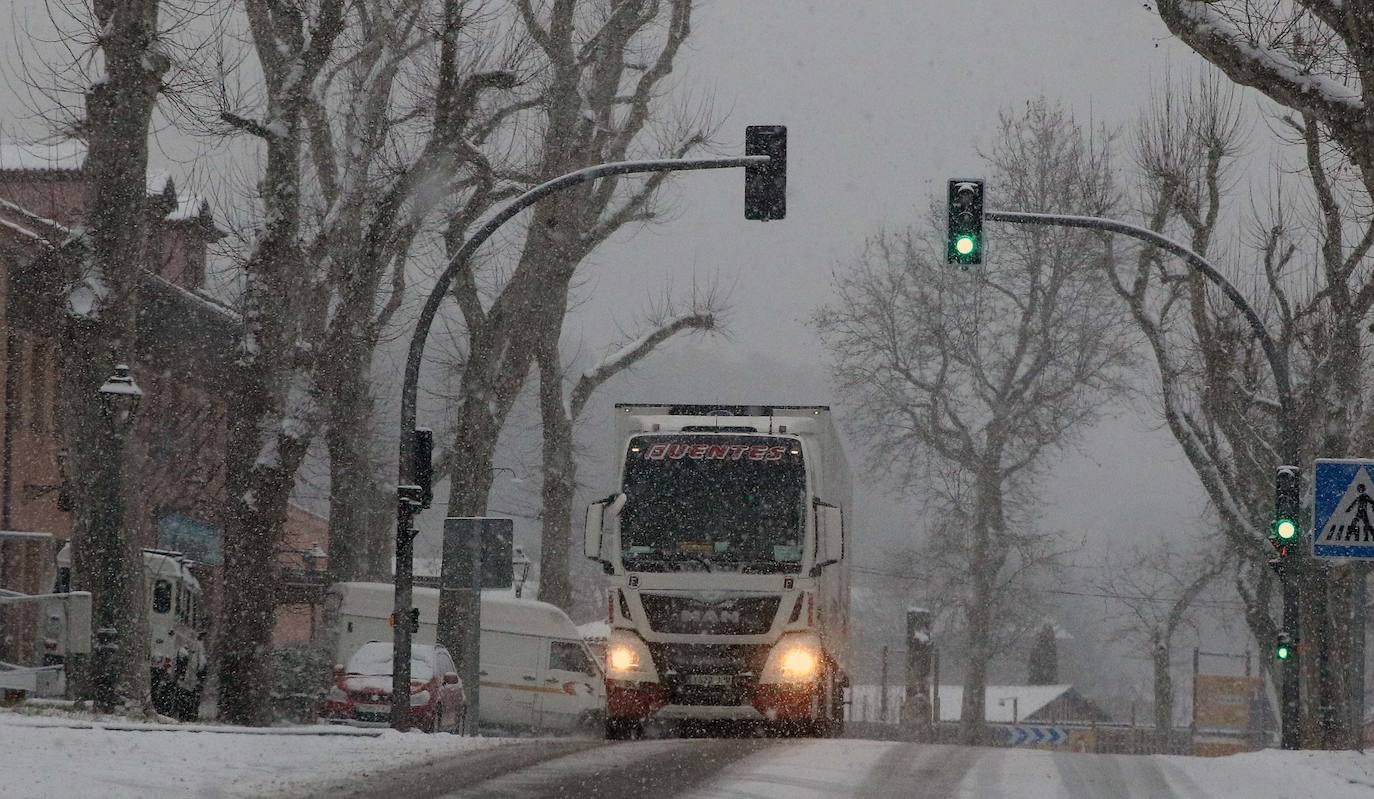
846,683,1112,725
0,141,326,662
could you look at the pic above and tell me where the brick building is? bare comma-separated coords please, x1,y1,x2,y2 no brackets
0,142,329,664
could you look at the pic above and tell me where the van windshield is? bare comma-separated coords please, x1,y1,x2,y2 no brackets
620,435,805,573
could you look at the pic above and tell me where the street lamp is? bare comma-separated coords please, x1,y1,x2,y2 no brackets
92,364,142,712
512,546,532,599
98,364,143,423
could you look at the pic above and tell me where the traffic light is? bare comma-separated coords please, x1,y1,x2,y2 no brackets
1275,631,1294,661
745,125,787,221
947,179,985,266
410,607,420,634
414,427,434,510
1271,466,1300,545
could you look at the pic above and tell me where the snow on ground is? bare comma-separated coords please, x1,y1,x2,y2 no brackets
0,709,517,799
684,739,1374,799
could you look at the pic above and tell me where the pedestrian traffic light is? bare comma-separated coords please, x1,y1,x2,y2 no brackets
947,179,984,266
1275,631,1294,661
414,427,434,510
1271,466,1300,545
745,125,786,221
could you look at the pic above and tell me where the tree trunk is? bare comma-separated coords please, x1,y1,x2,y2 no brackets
1151,629,1172,746
535,341,574,612
324,352,374,582
216,115,310,725
958,461,1003,745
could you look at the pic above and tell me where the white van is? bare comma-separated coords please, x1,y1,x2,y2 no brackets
331,582,604,733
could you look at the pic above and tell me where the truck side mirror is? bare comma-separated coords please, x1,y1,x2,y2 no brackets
810,501,845,577
584,494,625,561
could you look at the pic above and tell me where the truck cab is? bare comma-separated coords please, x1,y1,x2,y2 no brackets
584,404,851,738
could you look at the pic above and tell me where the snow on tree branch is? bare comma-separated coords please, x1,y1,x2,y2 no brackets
1156,2,1367,140
570,311,714,418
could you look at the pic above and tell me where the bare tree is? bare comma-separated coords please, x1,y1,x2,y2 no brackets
214,0,348,725
438,0,712,522
814,99,1134,743
535,290,721,611
1114,71,1374,747
1153,2,1374,198
1096,545,1223,743
28,0,180,712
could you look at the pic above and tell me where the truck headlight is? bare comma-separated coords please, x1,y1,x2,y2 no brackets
605,630,657,681
779,648,818,680
608,646,640,672
761,632,824,684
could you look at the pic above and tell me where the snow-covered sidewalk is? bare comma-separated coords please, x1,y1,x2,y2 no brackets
0,708,517,798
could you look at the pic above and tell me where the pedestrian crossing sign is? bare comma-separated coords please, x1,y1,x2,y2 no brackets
1312,458,1374,560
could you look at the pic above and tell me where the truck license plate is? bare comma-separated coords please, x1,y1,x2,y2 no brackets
685,674,731,686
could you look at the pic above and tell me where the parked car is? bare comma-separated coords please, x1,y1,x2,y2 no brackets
331,582,605,734
321,641,465,732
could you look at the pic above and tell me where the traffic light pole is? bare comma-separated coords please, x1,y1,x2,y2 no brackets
390,154,772,731
985,209,1303,749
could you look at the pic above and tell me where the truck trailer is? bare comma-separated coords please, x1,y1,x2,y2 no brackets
583,404,851,738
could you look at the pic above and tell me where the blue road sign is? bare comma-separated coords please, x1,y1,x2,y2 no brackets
1313,458,1374,560
1006,725,1067,746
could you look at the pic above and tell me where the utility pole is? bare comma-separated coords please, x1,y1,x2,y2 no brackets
982,209,1303,750
879,645,889,723
390,140,786,731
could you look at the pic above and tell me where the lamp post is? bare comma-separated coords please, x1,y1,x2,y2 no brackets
92,364,142,712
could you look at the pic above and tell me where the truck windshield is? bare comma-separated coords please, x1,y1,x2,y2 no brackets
620,435,805,573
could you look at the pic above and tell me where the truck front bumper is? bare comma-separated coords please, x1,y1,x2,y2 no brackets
607,678,817,722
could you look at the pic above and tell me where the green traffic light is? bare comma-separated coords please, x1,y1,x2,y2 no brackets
1274,518,1298,541
955,236,976,256
1275,644,1292,660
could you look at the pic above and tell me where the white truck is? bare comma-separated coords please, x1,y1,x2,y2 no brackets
583,404,852,738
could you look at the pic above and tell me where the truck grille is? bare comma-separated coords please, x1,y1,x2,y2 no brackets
639,594,781,635
647,643,772,706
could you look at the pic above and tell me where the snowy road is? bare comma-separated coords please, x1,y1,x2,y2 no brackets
5,709,1372,799
292,737,1374,799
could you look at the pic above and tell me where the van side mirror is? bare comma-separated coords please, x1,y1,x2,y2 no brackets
583,494,625,562
809,500,845,577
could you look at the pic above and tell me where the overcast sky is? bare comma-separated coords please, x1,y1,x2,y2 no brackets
566,0,1211,565
1,1,1245,685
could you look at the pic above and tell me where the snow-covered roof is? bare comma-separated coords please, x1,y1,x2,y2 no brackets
1,141,217,231
847,683,1075,723
0,141,85,171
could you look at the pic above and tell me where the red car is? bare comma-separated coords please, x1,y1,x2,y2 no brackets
322,641,466,732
